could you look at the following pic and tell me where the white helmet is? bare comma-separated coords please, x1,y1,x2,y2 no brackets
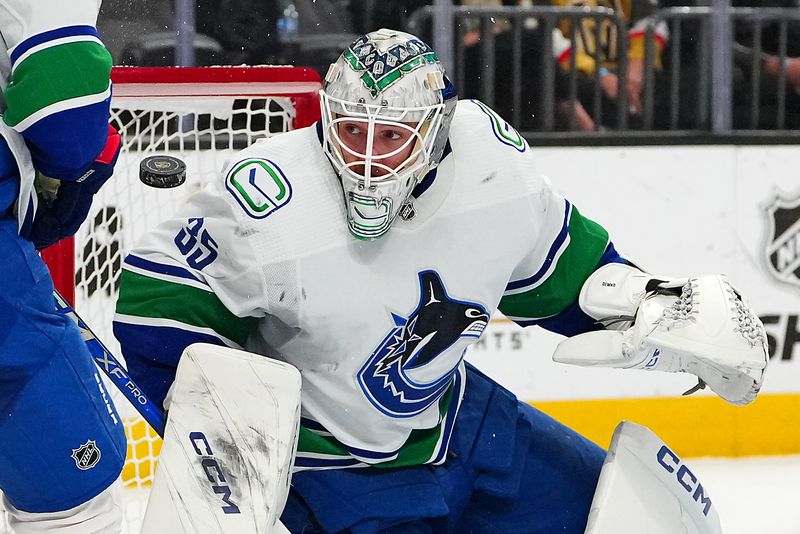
320,28,457,240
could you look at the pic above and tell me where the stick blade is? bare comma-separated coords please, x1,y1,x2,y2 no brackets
142,343,301,534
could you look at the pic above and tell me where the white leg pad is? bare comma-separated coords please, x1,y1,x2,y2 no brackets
4,479,123,534
142,343,301,534
586,422,722,534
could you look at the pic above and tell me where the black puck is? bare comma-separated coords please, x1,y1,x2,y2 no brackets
139,155,187,188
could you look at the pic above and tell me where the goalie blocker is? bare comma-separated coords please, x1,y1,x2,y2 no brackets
554,264,769,406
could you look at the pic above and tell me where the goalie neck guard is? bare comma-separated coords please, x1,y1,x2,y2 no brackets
320,28,457,240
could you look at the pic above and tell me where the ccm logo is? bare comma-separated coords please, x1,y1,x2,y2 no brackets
189,431,241,514
656,445,712,516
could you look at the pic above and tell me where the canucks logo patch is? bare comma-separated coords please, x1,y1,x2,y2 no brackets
225,158,292,219
358,270,489,418
472,100,527,153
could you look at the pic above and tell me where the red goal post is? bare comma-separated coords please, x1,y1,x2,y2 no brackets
42,65,322,305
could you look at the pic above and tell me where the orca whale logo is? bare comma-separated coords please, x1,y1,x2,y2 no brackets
358,270,489,418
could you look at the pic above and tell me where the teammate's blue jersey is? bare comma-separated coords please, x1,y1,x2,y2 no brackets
0,1,125,515
0,1,112,230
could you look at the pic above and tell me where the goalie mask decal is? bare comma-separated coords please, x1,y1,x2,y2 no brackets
358,270,489,418
763,188,800,289
344,34,439,97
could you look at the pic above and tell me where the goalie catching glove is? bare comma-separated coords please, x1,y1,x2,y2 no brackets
553,264,769,405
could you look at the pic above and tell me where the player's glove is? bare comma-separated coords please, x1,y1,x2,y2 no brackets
553,267,769,406
28,125,121,250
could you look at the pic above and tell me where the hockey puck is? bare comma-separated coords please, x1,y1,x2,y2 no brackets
139,155,187,188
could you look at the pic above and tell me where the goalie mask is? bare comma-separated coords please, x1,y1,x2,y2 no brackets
320,29,457,240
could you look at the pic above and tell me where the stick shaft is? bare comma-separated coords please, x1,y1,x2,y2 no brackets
53,290,166,437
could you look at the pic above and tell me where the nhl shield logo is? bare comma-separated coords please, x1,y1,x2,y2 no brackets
763,188,800,288
71,439,101,470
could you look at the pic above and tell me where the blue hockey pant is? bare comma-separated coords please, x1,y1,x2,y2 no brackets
281,363,605,533
0,217,125,513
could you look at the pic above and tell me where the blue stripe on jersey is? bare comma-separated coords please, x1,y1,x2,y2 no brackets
10,25,99,66
125,254,207,284
113,321,226,369
300,418,329,432
295,456,364,469
23,97,110,181
343,443,401,462
505,200,571,291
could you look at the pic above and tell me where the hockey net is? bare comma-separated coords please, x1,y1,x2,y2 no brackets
40,66,322,533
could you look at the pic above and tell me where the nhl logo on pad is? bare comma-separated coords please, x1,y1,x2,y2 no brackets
71,439,102,470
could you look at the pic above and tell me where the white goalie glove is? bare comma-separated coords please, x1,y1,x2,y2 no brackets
553,264,769,406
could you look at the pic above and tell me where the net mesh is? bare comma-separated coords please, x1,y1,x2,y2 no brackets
106,94,294,534
77,95,296,351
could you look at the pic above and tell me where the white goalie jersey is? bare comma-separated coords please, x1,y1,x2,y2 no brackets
114,100,615,469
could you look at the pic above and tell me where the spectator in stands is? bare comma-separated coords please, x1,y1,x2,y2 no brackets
459,0,599,132
730,0,800,129
549,0,671,129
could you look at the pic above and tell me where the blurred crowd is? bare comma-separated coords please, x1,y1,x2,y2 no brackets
97,0,800,132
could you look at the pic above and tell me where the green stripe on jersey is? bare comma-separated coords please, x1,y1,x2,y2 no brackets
116,269,256,346
4,41,112,127
298,380,456,468
382,381,455,468
498,206,609,320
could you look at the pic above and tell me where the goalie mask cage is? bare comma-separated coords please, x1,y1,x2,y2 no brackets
39,66,322,533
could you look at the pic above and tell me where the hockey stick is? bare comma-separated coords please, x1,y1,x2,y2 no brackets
48,155,186,437
53,289,166,437
51,157,296,532
53,292,299,534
